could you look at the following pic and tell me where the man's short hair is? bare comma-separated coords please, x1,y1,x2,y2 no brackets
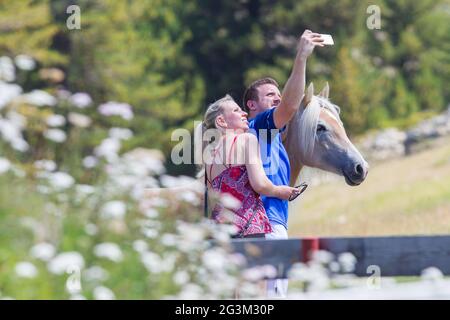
242,77,279,113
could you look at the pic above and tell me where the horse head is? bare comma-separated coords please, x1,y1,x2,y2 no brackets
284,82,369,187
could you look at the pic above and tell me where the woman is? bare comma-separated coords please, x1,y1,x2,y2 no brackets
198,95,300,238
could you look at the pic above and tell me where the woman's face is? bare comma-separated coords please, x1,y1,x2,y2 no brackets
217,101,249,131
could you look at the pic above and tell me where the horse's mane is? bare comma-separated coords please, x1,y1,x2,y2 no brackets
298,95,342,158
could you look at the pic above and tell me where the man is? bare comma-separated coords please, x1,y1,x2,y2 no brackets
243,30,323,297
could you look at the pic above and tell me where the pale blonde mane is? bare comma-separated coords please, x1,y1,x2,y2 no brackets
298,95,342,159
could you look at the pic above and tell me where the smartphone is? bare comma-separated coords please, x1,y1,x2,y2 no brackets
288,183,308,202
321,34,334,45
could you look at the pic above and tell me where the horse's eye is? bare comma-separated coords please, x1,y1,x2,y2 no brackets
317,124,327,133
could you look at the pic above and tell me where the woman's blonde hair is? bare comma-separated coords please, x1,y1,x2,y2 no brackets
195,94,235,177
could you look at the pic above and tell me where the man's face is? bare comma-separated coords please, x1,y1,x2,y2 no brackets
255,83,281,111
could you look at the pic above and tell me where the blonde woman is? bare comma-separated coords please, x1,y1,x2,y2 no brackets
198,95,300,238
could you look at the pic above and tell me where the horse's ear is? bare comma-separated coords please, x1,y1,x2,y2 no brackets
303,82,314,107
319,82,329,99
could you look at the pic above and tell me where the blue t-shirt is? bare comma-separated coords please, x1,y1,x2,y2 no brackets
248,108,290,229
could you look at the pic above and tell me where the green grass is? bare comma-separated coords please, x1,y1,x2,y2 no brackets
288,136,450,237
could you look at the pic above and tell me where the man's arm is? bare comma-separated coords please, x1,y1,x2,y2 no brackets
273,30,323,129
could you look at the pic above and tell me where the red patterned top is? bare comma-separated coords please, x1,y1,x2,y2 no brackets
207,135,272,237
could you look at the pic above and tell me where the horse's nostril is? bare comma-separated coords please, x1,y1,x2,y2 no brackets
355,164,363,176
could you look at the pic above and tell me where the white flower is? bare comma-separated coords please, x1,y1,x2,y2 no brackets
23,90,57,107
15,262,38,278
109,127,133,140
0,81,22,109
143,208,159,219
100,201,126,219
14,55,36,71
98,101,134,120
76,184,95,196
0,157,11,174
34,160,57,172
173,270,190,286
69,294,87,300
93,286,115,300
132,240,148,253
421,267,443,281
84,266,109,282
69,93,92,108
44,129,66,143
202,249,228,271
0,56,15,82
12,139,29,152
93,243,123,262
47,172,75,190
6,111,26,127
161,233,177,247
94,138,121,162
46,114,66,127
84,223,98,236
338,252,357,273
176,221,206,243
48,252,85,275
220,194,241,210
68,112,91,127
82,156,98,169
30,242,56,261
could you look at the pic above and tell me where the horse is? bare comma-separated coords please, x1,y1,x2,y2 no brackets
283,82,369,187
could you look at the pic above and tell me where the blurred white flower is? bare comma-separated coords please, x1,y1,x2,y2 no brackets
140,251,176,274
48,252,85,275
57,89,71,100
46,114,66,127
6,111,26,127
12,138,29,152
75,184,95,196
23,90,57,107
0,56,15,82
93,286,115,300
122,148,165,176
177,221,206,243
142,227,158,239
220,194,241,210
68,112,91,128
132,240,148,253
93,243,123,262
177,284,203,299
69,294,87,300
34,160,57,172
47,172,75,190
84,223,98,236
15,262,38,278
0,82,22,109
143,208,159,219
202,248,228,271
0,157,11,174
100,201,126,219
84,266,109,282
109,127,133,140
421,267,443,282
44,128,66,143
177,190,200,206
94,138,121,162
98,101,133,120
338,252,357,273
311,250,334,265
82,156,98,169
30,242,56,261
242,265,278,282
14,55,36,71
173,270,190,286
160,233,177,247
70,92,92,108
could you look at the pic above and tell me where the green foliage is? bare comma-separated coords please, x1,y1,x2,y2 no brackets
0,0,449,167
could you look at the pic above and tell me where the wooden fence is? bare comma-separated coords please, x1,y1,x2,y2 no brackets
231,235,450,278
